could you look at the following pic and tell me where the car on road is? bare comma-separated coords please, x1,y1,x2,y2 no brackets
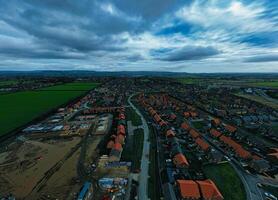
264,192,277,200
224,155,231,161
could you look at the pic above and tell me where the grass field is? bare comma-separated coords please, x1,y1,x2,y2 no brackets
235,93,278,109
177,78,200,84
191,120,205,129
203,163,246,200
0,80,18,86
126,107,142,126
248,81,278,88
0,82,98,136
40,82,100,91
121,128,144,170
148,127,160,200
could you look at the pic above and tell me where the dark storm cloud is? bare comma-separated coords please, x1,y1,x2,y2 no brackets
155,46,220,61
0,0,277,72
245,54,278,62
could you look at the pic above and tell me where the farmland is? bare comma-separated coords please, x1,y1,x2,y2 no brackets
0,80,18,86
40,82,100,91
248,81,278,88
203,163,246,200
0,82,99,137
177,78,200,84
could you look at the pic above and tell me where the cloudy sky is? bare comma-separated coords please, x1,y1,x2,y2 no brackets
0,0,277,72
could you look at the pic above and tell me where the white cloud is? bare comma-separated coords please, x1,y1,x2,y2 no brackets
177,0,277,33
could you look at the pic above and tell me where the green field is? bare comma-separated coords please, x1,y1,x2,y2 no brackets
203,163,246,200
0,80,18,86
177,78,200,84
121,128,144,170
248,81,278,88
148,127,160,200
0,82,98,136
235,93,278,110
126,107,142,126
40,82,100,91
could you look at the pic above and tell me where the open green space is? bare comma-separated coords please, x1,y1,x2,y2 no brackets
126,107,142,126
271,124,278,137
235,93,278,109
177,78,200,85
0,80,18,86
191,120,205,129
203,163,246,200
148,127,160,200
121,128,144,170
248,81,278,88
40,82,100,91
0,82,99,136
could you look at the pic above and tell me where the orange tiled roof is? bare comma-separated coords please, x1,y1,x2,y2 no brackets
154,114,162,123
197,179,224,200
189,129,200,138
159,120,167,127
113,142,122,151
268,152,278,159
106,140,114,149
235,147,251,159
119,113,125,120
212,118,221,126
190,111,198,117
224,124,237,133
170,113,177,120
270,148,278,153
219,135,251,159
173,153,189,167
117,125,125,135
181,122,191,131
115,134,125,144
177,180,200,199
184,112,190,118
195,138,210,151
166,129,176,137
210,129,222,138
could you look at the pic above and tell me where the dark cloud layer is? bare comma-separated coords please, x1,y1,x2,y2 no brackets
157,46,220,61
245,54,278,62
0,0,277,72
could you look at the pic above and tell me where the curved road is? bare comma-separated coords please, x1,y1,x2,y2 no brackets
128,94,150,200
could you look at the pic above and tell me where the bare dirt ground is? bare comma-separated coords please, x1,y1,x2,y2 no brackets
0,137,80,199
27,149,82,200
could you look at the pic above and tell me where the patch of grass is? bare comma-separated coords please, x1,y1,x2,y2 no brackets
191,120,205,129
0,82,99,136
148,127,159,200
177,78,200,85
0,80,18,86
271,124,278,137
248,81,278,88
203,163,246,200
126,107,142,126
121,128,144,170
235,93,278,109
40,82,100,91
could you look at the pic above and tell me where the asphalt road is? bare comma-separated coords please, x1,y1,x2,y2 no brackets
128,94,150,200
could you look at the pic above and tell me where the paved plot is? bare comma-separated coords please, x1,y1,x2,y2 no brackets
128,94,150,200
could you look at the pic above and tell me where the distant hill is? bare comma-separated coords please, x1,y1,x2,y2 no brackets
0,70,277,78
